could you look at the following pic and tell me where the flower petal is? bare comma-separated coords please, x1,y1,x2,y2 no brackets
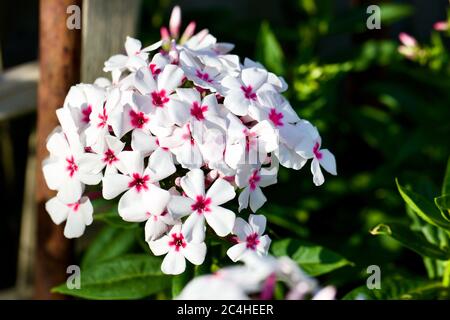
148,235,170,255
161,250,186,275
45,197,69,224
180,169,205,199
226,242,248,262
248,214,267,235
183,242,207,265
311,158,324,186
318,149,337,175
102,173,131,199
206,178,235,205
204,205,235,237
249,187,267,213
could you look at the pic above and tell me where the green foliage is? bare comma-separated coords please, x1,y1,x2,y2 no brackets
53,254,171,299
343,275,449,300
255,21,285,75
271,238,351,276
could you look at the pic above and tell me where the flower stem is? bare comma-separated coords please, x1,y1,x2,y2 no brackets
443,260,450,288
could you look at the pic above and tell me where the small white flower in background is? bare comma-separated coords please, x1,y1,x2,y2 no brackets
45,196,93,239
227,214,271,262
148,224,206,275
295,120,337,186
41,5,337,277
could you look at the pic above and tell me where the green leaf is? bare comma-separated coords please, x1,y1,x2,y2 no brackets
94,211,139,229
255,21,285,75
271,238,351,276
370,223,450,260
343,275,449,300
81,226,138,269
442,157,450,196
53,254,170,299
396,179,450,231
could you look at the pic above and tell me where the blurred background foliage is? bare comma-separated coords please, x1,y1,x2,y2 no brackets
1,0,450,298
136,0,450,297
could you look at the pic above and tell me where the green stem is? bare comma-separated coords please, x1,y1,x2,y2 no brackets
443,260,450,288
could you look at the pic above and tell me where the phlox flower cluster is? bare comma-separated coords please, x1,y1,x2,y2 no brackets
42,6,336,275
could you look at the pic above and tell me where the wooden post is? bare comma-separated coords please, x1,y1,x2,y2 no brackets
35,0,82,299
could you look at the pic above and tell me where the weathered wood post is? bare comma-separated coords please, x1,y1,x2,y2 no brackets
35,0,82,299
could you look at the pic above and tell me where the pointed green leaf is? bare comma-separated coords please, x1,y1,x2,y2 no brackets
271,238,351,276
53,254,170,299
442,157,450,196
255,21,285,75
396,179,450,231
81,226,138,269
343,275,448,300
370,223,450,260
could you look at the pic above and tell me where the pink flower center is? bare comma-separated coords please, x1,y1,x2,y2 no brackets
248,169,261,191
82,105,92,123
241,85,257,101
67,201,80,212
151,89,169,108
246,232,260,250
65,156,78,177
196,69,213,83
190,102,208,121
169,233,187,252
103,149,117,165
149,63,161,76
313,142,322,160
191,195,212,214
129,110,149,129
128,173,150,192
268,108,283,127
97,108,108,128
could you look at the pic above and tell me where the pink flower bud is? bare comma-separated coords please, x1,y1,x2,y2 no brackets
160,26,170,41
169,6,181,38
433,21,449,31
180,21,196,43
399,32,417,47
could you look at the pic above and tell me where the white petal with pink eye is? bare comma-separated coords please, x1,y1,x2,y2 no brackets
158,64,184,93
248,214,267,235
223,90,248,116
102,173,131,199
183,242,207,265
180,169,205,199
202,94,219,116
311,158,325,186
241,67,267,90
42,157,65,190
257,235,271,255
238,187,250,212
147,148,176,182
181,212,206,242
168,196,195,218
148,235,171,255
161,250,186,275
318,149,337,175
105,134,125,154
249,186,267,213
206,178,235,206
57,179,83,204
226,242,248,262
131,130,158,155
118,189,148,222
135,67,157,95
204,205,235,237
232,217,252,240
45,197,69,225
177,141,203,169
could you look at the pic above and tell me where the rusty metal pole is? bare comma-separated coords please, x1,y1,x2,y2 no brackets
35,0,81,299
